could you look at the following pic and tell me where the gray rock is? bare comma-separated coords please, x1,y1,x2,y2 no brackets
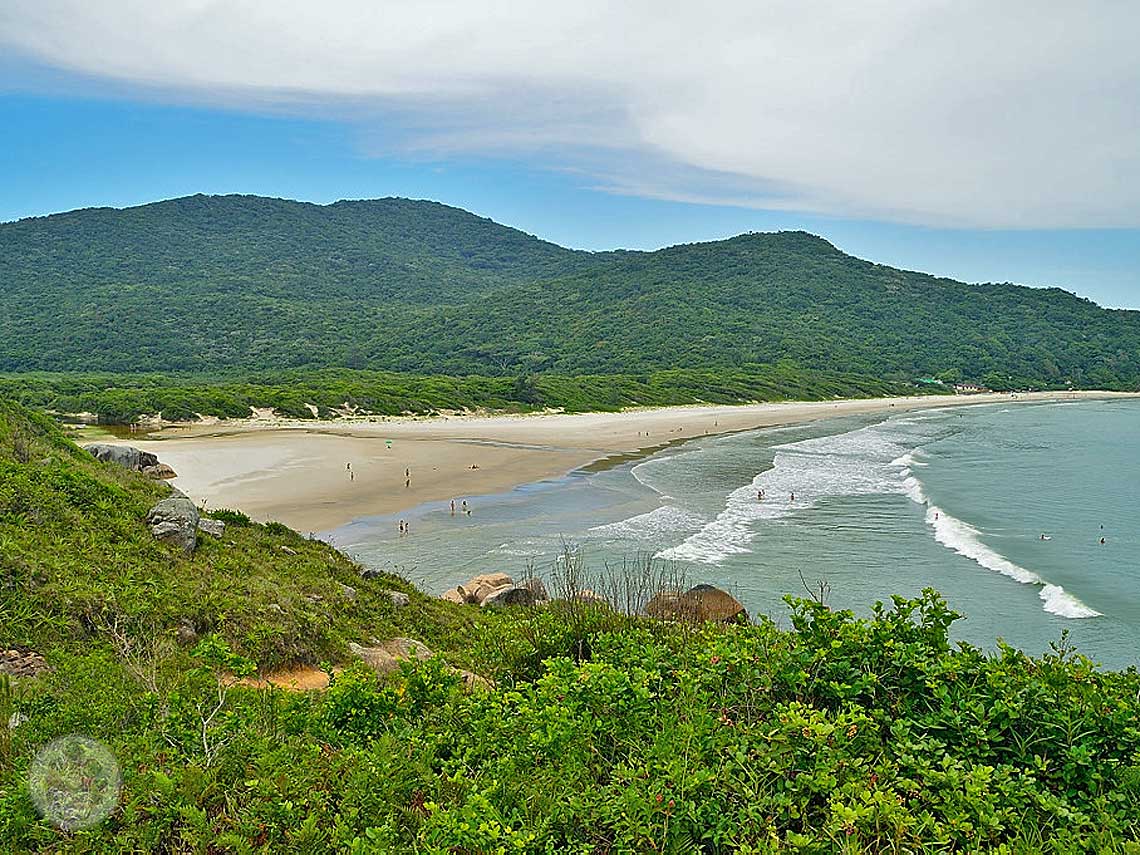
383,590,409,608
197,518,226,538
339,583,358,601
359,567,384,580
84,444,159,471
481,584,538,609
145,496,199,554
279,545,298,556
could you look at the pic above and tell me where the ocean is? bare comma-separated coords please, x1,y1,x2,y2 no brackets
329,398,1140,669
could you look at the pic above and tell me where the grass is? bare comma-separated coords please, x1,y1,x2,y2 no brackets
1,398,1138,853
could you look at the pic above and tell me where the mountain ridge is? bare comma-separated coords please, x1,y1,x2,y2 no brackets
1,194,1137,388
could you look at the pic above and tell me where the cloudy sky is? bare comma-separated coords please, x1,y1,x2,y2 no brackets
3,1,1139,306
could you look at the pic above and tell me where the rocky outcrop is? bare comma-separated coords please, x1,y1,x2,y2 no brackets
83,444,158,472
441,573,551,608
348,638,434,673
481,584,539,609
646,584,748,624
146,496,199,554
0,649,50,678
197,518,225,538
458,572,513,604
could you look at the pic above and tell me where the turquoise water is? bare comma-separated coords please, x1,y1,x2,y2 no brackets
329,399,1140,668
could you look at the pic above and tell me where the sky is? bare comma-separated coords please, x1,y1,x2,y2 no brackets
2,1,1139,308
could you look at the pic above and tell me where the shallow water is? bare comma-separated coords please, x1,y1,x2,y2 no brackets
328,399,1140,668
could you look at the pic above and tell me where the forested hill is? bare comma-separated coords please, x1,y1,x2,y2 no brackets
2,194,1138,389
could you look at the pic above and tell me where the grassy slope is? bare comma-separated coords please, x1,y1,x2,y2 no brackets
2,400,1139,853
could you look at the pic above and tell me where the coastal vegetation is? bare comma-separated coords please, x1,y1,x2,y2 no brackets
3,195,1139,406
2,399,1139,852
0,367,927,425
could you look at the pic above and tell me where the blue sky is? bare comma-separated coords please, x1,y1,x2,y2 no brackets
2,3,1139,308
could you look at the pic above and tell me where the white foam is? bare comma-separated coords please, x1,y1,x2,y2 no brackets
657,421,927,565
589,505,705,541
912,490,1102,619
1039,584,1102,618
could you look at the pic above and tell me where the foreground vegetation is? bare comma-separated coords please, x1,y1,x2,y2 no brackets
0,367,929,424
2,399,1139,852
3,194,1139,391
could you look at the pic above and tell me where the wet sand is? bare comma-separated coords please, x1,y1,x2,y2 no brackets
83,391,1130,532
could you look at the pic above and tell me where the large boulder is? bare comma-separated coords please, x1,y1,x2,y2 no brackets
142,463,178,480
83,444,158,472
349,638,433,673
146,496,200,554
481,584,538,609
646,584,748,624
457,572,513,604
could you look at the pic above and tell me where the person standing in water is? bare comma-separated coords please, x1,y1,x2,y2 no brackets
450,499,456,516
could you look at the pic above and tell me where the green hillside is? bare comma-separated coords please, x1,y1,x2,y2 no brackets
2,400,1140,852
2,195,1138,390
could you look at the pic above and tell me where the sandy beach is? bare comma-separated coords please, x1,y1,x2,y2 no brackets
85,391,1132,532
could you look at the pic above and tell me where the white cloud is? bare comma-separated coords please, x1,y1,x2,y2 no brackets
2,0,1138,227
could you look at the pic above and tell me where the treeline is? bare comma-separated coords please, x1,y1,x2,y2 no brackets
0,366,933,424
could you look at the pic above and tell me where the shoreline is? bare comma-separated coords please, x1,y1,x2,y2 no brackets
85,391,1137,532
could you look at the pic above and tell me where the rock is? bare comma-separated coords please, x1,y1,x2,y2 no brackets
279,545,298,556
145,496,199,554
359,567,384,580
0,649,51,678
440,587,467,605
175,620,198,646
646,585,748,624
382,590,409,608
8,711,27,730
481,584,538,609
339,583,358,601
142,463,178,480
83,444,159,471
349,638,434,673
458,572,513,604
197,518,226,538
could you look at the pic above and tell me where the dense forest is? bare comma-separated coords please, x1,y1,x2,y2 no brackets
2,194,1138,394
2,400,1139,851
